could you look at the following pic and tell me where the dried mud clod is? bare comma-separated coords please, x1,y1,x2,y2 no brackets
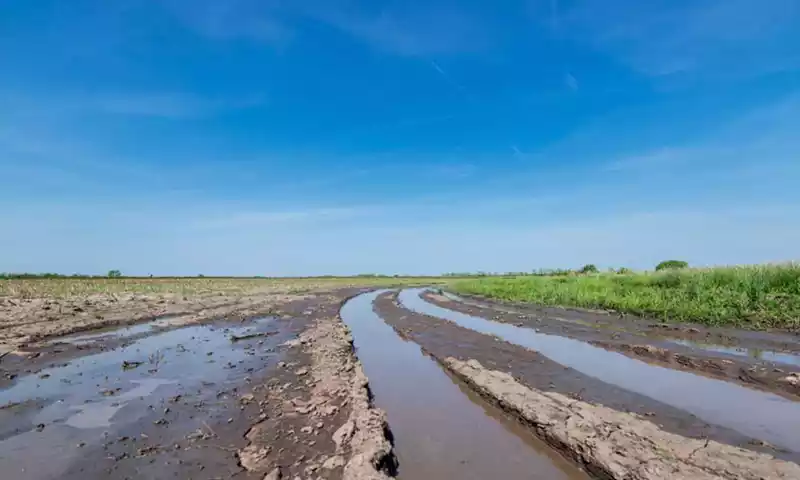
445,357,800,480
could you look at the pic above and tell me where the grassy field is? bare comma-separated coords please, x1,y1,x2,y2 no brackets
0,276,447,299
452,264,800,329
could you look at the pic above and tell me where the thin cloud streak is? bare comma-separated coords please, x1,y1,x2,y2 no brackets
559,0,800,78
564,72,578,91
429,61,472,99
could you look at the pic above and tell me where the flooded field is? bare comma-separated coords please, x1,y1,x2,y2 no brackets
1,282,799,479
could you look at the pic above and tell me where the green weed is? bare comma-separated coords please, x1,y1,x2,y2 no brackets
452,264,800,329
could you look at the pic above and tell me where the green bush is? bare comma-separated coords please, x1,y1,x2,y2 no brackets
107,270,122,278
579,264,599,274
655,260,689,271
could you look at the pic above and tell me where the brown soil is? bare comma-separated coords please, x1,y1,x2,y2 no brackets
374,291,799,463
239,293,395,480
424,291,800,399
447,358,800,480
0,289,308,354
0,288,395,480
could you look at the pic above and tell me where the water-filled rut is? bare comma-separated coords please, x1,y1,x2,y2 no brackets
399,288,800,453
340,290,588,480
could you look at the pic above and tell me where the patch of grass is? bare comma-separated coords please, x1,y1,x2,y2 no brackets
0,276,449,299
452,264,800,329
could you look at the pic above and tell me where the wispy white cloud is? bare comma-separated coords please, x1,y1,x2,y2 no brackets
166,1,484,57
302,3,485,56
2,89,267,119
603,147,693,172
559,0,800,78
511,145,527,158
165,0,291,45
194,207,365,229
92,92,267,118
564,72,578,91
429,163,476,179
429,61,471,98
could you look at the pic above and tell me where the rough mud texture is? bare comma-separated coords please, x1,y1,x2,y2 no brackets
238,296,395,480
0,290,308,353
0,287,393,479
374,292,796,462
425,291,800,399
446,358,800,480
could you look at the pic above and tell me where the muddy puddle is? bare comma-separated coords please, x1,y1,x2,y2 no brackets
399,288,800,453
43,319,172,346
0,317,289,479
669,338,800,367
440,291,622,330
340,290,588,480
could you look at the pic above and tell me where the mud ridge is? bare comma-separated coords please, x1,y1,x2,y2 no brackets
238,309,396,480
444,357,800,480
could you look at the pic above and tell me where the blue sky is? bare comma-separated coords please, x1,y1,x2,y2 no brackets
2,0,799,275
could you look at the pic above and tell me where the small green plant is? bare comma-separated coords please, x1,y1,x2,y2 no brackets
655,260,689,271
579,264,599,274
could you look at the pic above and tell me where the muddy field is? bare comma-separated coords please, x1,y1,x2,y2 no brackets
2,283,800,479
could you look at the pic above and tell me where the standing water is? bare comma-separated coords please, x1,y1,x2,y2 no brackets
399,288,800,453
340,291,588,480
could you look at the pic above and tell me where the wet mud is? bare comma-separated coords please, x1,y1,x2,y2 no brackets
447,358,800,480
403,289,800,453
0,289,308,355
341,290,588,479
425,291,800,399
438,290,800,355
0,288,392,480
375,291,800,462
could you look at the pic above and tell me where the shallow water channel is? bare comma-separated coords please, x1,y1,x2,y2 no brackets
669,338,800,367
400,288,800,453
442,291,800,367
340,290,588,480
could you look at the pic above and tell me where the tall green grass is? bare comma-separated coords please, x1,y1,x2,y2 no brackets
452,264,800,329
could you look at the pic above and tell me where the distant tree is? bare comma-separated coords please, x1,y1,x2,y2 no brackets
616,267,633,274
579,264,599,274
655,260,689,271
107,270,122,278
198,274,205,278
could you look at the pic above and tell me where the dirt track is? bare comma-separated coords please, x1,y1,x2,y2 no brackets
2,285,800,479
